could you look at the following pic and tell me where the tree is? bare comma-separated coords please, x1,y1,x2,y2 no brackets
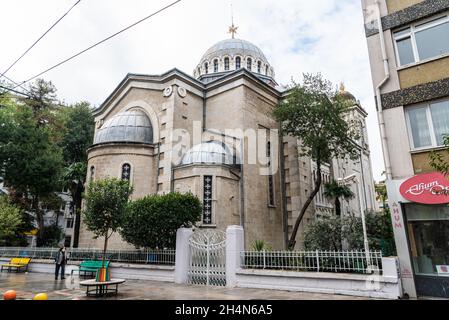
121,192,202,249
273,73,360,249
0,196,23,245
59,102,94,247
323,180,355,216
375,182,388,210
429,134,449,174
83,178,133,267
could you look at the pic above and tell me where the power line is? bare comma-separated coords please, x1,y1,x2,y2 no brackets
0,0,82,80
13,0,182,90
2,75,31,95
0,85,31,98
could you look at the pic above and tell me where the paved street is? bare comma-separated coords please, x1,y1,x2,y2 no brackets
0,272,371,300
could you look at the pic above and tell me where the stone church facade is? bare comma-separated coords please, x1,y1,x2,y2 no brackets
78,36,377,250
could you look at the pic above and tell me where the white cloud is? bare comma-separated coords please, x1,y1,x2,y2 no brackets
0,0,385,181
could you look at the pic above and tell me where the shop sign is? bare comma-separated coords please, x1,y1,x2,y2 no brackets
399,172,449,204
437,265,449,275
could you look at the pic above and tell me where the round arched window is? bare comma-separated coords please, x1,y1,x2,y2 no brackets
121,163,131,181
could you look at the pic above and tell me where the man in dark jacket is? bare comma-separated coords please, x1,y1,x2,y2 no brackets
55,244,67,280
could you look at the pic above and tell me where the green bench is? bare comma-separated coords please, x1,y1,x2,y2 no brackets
72,260,110,278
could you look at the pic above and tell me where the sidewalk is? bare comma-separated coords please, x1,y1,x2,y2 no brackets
0,272,372,300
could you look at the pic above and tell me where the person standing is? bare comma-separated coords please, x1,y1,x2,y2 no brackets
55,244,67,280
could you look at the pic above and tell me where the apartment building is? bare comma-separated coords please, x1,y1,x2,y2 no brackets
362,0,449,298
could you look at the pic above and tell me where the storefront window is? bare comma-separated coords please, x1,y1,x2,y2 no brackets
405,204,449,277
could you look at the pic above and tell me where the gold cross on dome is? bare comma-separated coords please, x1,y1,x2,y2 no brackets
228,23,238,39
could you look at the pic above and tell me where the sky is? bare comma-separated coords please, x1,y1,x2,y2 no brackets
0,0,385,181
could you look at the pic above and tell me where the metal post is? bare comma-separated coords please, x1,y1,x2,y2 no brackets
263,250,266,269
206,237,210,286
316,250,320,272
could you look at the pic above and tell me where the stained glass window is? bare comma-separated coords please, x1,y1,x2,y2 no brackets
203,176,213,225
121,163,131,181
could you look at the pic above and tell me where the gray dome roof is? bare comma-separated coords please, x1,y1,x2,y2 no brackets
201,39,269,64
94,110,153,145
181,141,235,165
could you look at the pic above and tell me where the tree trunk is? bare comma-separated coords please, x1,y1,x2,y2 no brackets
72,181,83,248
288,162,322,249
102,232,109,269
335,197,341,216
32,196,44,240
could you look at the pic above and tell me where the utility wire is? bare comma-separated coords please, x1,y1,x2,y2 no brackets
0,85,31,97
0,0,82,80
2,75,31,95
13,0,182,90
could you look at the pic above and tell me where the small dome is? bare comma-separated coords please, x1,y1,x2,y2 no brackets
181,141,235,165
94,110,153,145
338,83,356,101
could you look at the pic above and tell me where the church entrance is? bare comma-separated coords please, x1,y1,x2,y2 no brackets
187,229,226,287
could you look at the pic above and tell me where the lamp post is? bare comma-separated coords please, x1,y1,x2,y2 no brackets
338,174,372,270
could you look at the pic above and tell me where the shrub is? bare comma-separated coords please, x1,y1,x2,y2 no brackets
120,192,202,249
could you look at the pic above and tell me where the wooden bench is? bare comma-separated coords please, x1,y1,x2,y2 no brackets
80,279,126,297
71,260,110,278
1,257,31,273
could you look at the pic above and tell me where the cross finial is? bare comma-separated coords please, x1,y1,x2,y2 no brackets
339,82,346,92
228,4,238,39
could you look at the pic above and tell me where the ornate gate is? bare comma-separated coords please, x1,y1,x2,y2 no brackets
188,229,226,286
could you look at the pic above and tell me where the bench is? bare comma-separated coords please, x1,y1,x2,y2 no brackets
1,257,31,273
71,260,110,278
80,278,126,297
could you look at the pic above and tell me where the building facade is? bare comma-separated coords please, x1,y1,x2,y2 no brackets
78,34,377,252
362,0,449,298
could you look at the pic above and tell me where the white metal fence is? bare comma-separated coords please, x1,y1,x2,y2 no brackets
241,250,383,274
0,247,176,266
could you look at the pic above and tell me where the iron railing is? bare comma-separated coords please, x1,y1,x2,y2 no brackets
241,250,383,274
0,247,175,266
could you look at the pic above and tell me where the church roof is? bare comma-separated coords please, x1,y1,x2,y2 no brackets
94,109,153,145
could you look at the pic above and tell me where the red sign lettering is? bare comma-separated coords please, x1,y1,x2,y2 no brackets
400,172,449,204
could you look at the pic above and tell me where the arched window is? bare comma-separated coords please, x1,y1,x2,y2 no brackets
258,61,262,73
213,59,218,73
204,62,209,74
90,166,95,182
247,58,252,71
121,163,131,181
224,57,230,71
236,57,241,69
266,65,269,76
198,67,201,75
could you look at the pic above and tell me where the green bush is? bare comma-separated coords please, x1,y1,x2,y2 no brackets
120,192,202,249
37,224,64,247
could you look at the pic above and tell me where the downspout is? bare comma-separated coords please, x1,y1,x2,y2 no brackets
279,126,289,249
155,142,161,193
375,0,392,180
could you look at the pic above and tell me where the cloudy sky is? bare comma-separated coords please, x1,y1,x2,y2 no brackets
0,0,385,181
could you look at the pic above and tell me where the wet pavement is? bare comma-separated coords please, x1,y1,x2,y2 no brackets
0,272,371,300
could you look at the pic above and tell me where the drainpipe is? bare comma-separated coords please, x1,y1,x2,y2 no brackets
155,142,161,193
375,0,392,180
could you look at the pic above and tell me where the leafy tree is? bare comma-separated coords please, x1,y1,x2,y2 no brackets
323,180,355,216
59,102,94,247
83,178,133,267
304,213,396,256
273,73,360,249
0,196,23,245
36,224,64,247
121,192,202,249
429,134,449,174
375,182,388,211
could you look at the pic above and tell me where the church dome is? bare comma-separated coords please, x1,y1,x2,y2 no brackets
194,38,275,81
94,110,153,145
181,141,235,166
338,83,357,102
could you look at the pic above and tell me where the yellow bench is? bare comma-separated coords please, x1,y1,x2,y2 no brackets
1,257,31,273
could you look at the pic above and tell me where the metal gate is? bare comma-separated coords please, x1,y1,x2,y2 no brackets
188,229,226,286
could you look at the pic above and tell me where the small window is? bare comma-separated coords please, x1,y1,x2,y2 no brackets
121,163,131,181
247,58,252,71
236,57,241,69
213,59,218,73
258,61,262,73
204,62,209,74
203,176,213,225
66,218,74,229
90,166,95,182
265,65,269,75
224,57,230,71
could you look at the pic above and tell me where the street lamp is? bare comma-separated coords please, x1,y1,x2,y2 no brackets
338,174,372,271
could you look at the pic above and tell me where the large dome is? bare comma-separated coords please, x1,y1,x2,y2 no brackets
181,141,235,166
194,38,275,81
202,39,269,65
94,110,153,145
